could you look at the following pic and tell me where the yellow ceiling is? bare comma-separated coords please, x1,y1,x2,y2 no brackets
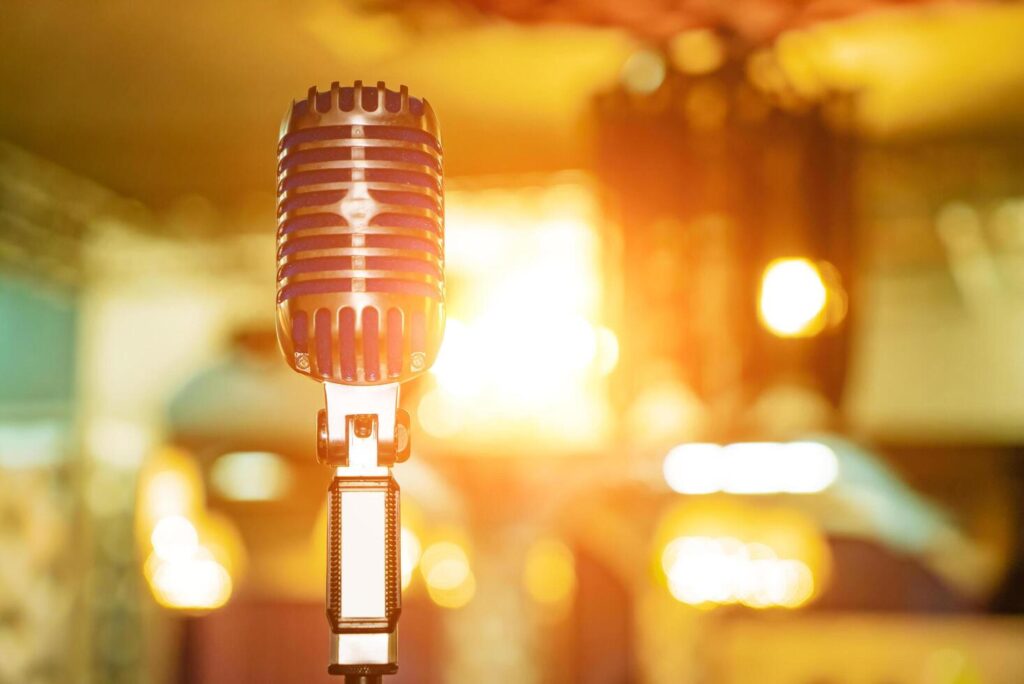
1,1,1023,209
0,0,634,207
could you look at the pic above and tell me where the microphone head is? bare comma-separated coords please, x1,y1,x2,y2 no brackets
276,81,445,385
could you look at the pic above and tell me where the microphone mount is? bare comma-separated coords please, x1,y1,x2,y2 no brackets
319,383,407,681
317,383,412,468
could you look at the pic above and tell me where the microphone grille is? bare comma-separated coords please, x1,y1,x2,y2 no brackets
276,81,444,385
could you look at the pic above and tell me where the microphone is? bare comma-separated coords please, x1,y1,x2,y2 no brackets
276,80,444,386
276,80,445,680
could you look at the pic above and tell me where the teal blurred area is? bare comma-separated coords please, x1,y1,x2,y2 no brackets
0,277,76,419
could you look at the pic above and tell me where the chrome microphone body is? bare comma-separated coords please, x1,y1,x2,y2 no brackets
276,81,444,680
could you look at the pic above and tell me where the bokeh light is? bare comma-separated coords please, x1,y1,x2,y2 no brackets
135,446,204,531
136,446,243,612
663,441,839,495
661,535,815,608
151,515,199,562
421,540,476,609
653,498,831,612
669,29,725,75
758,258,828,337
209,451,292,502
145,549,233,611
621,49,668,94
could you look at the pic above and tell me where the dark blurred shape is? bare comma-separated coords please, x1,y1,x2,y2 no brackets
815,537,972,612
574,549,634,684
180,598,442,684
595,53,853,439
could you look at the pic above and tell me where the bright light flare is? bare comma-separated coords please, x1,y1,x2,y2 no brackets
431,313,601,401
758,258,828,337
661,535,815,608
421,183,614,449
663,441,838,495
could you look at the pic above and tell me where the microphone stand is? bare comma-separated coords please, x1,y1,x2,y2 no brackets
317,382,409,680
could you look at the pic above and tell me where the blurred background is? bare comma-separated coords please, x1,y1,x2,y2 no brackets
3,1,1024,682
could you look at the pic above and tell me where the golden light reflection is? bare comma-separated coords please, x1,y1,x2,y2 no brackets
426,571,477,610
773,4,1024,136
626,379,707,449
653,498,831,610
663,441,839,495
136,446,204,531
523,538,576,613
145,549,233,611
669,29,725,75
136,446,243,612
142,512,241,611
621,49,667,94
661,536,814,608
758,258,828,337
422,181,615,450
421,540,476,609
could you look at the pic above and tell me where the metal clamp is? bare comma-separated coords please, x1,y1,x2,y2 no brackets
317,382,411,469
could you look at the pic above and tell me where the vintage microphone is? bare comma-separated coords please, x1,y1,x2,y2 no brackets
276,80,445,681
